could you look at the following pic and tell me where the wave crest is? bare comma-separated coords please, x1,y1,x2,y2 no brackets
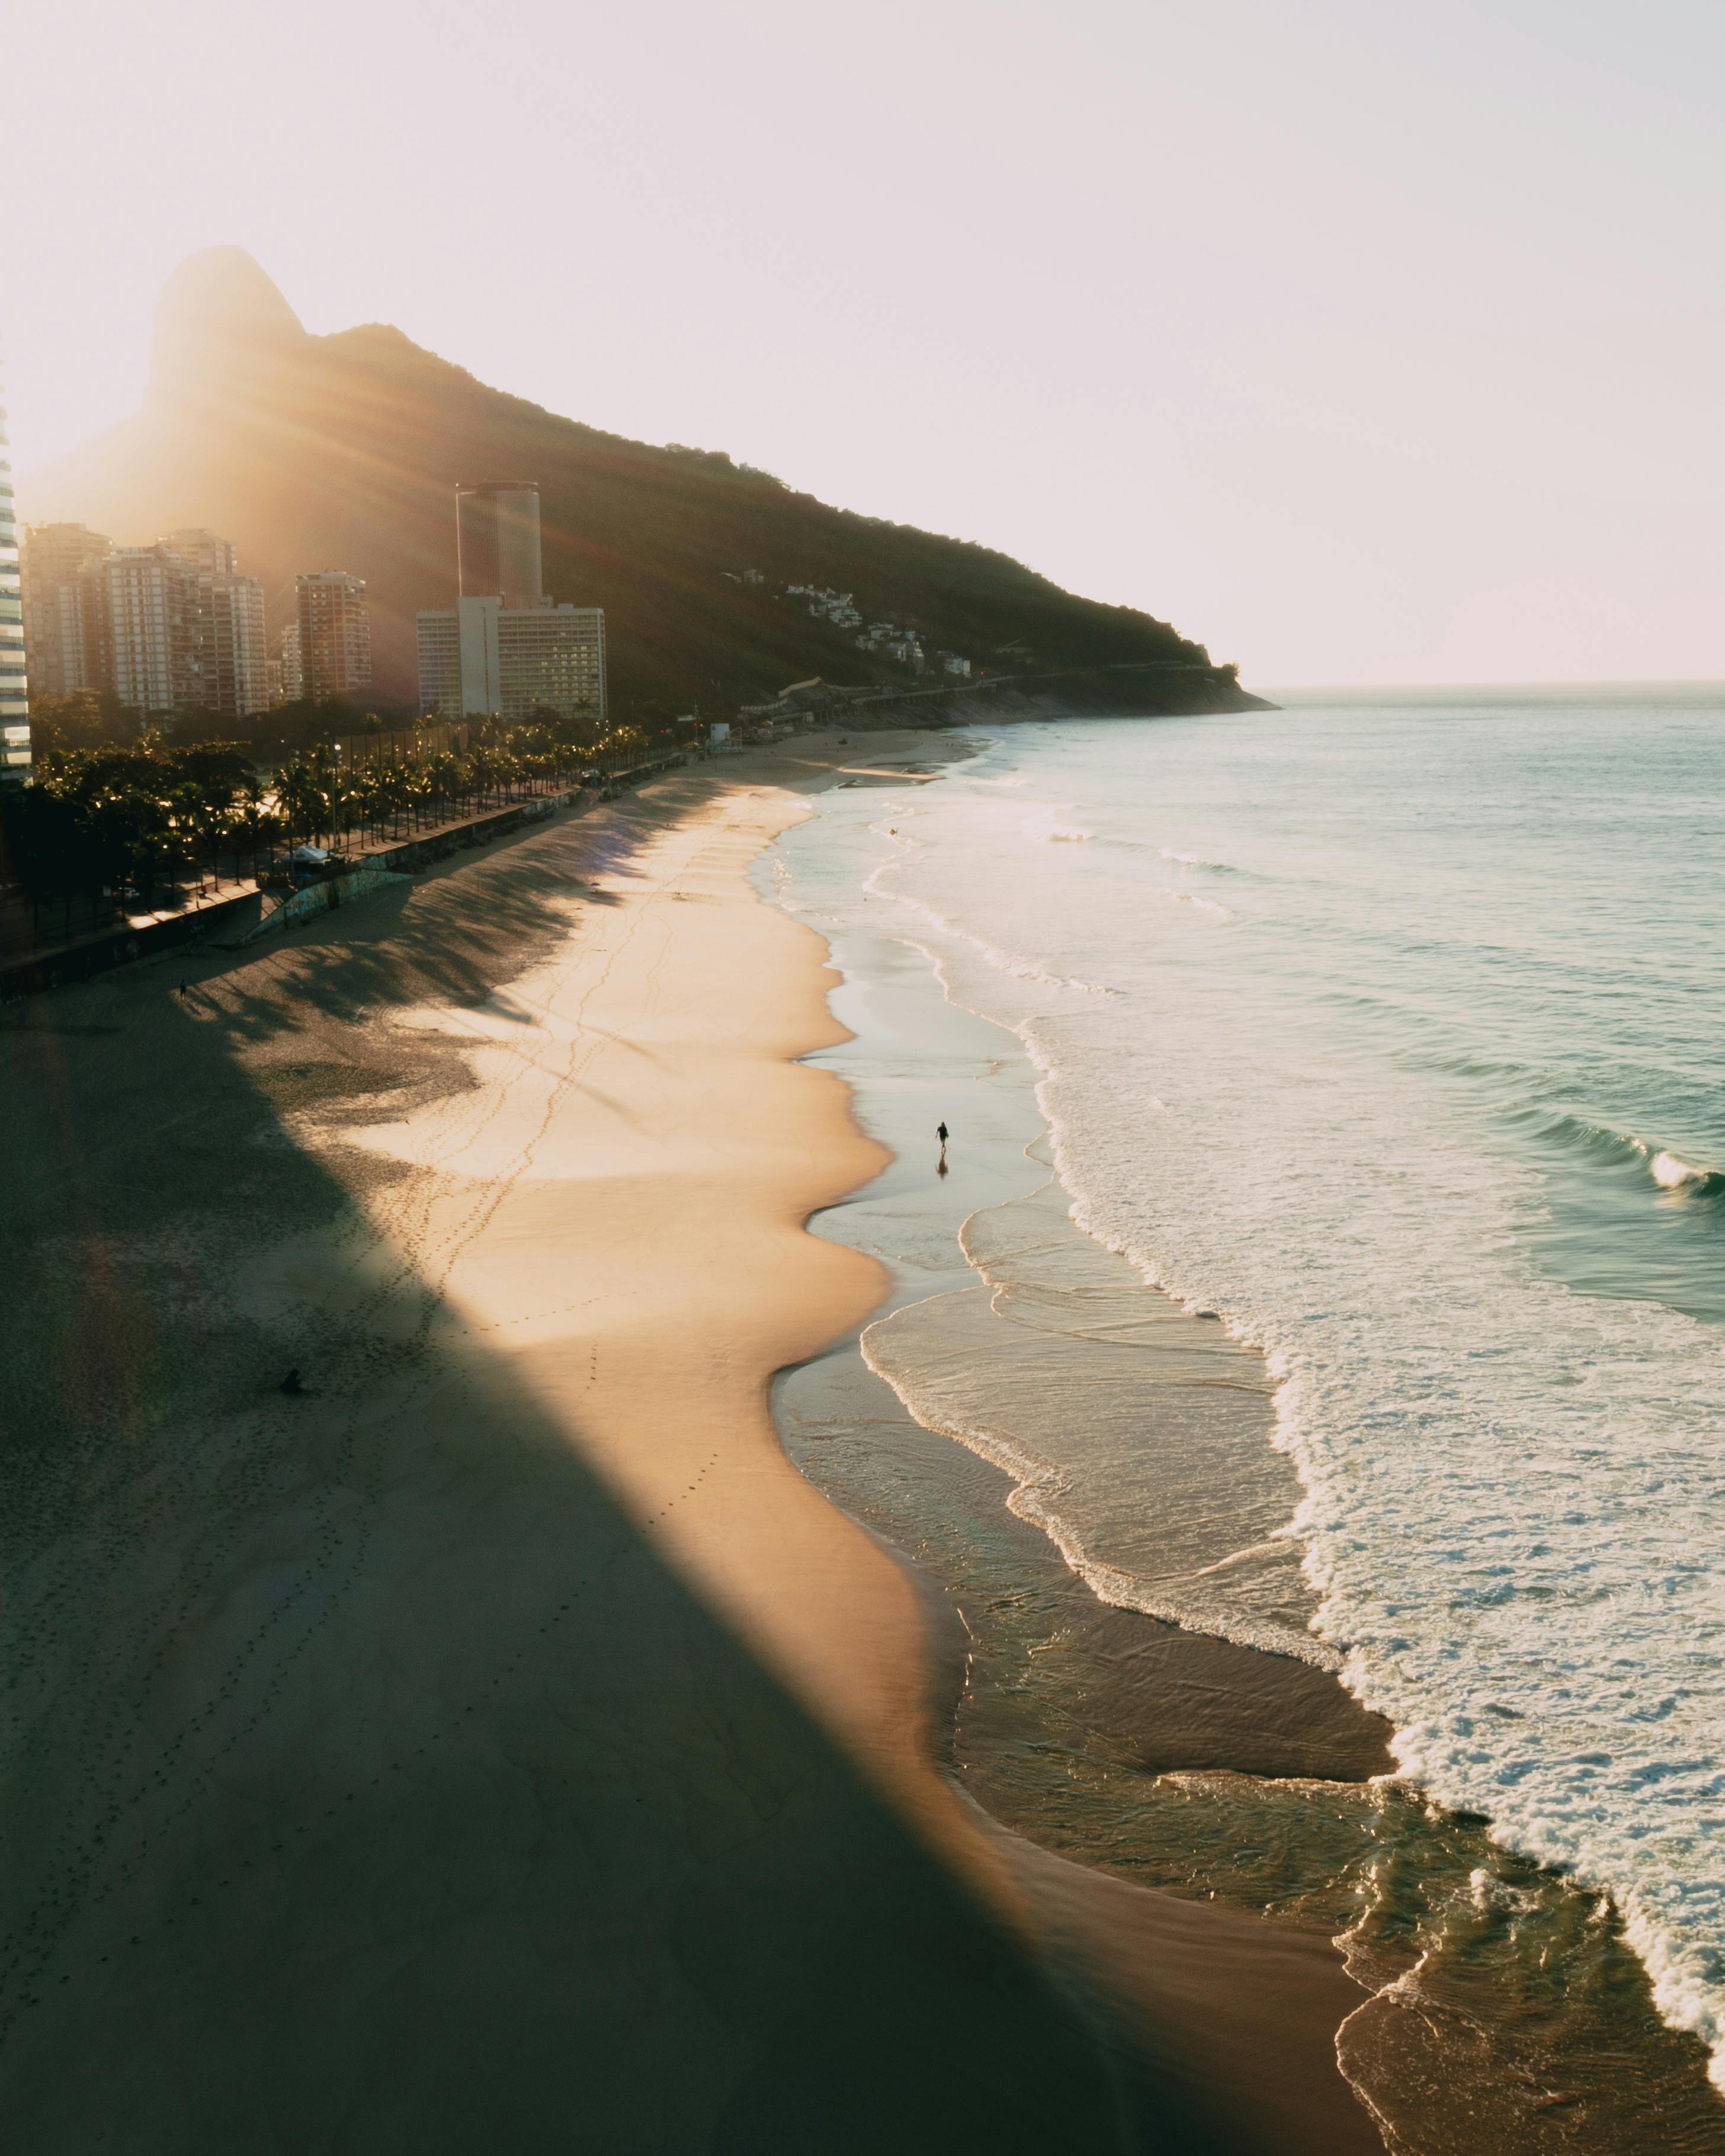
1651,1150,1722,1195
1508,1109,1723,1198
1160,847,1240,874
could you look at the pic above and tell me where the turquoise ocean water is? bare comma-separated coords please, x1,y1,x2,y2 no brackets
769,694,1725,2133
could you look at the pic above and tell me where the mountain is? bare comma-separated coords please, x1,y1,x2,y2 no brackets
23,249,1252,721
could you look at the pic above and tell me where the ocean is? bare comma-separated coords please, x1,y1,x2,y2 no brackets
765,695,1725,2151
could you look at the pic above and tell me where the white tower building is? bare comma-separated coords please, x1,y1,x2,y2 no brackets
419,480,606,727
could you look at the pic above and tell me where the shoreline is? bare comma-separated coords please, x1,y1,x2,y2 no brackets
767,723,1725,2153
768,898,1393,2153
0,730,1229,2150
0,726,1444,2150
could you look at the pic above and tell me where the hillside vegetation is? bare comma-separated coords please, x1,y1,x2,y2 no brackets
25,250,1245,724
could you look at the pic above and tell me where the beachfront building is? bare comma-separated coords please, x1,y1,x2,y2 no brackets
160,526,240,586
418,595,606,727
419,480,606,726
203,573,269,718
39,525,268,720
275,620,303,703
0,353,28,779
267,619,304,707
19,522,111,698
160,528,270,718
296,570,371,699
457,482,545,609
416,610,461,716
81,545,204,713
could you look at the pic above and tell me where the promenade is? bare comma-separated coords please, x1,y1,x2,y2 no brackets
0,751,691,1000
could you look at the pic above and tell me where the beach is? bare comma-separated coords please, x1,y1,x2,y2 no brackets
768,708,1725,2153
1,732,1390,2151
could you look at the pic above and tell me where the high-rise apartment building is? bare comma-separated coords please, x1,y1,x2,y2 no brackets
19,522,111,698
416,612,461,717
268,620,306,708
457,483,544,610
160,527,240,586
296,571,371,700
81,546,203,714
204,575,269,720
54,527,265,720
159,528,268,719
418,596,606,726
277,620,303,704
0,351,28,779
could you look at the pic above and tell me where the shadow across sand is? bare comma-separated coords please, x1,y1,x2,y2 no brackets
0,792,1245,2155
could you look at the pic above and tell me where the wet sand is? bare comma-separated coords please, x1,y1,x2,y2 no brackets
774,907,1394,2151
768,781,1725,2156
2,735,1381,2151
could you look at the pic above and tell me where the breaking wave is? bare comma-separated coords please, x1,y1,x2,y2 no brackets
835,711,1725,2095
771,702,1725,2105
1508,1107,1725,1198
1159,847,1240,873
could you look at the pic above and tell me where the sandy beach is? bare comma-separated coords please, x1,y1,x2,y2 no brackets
1,734,1384,2152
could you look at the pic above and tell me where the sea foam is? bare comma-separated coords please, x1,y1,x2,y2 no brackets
778,711,1725,2087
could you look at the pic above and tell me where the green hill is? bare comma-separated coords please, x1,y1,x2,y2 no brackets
25,249,1252,723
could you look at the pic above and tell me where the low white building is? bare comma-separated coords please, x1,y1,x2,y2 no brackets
417,596,607,726
788,584,862,629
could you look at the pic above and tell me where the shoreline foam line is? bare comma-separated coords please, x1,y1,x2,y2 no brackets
765,720,1725,2140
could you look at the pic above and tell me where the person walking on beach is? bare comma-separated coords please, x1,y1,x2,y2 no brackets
937,1121,949,1147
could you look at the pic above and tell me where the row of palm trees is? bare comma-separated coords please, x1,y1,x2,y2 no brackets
4,721,663,937
268,723,655,859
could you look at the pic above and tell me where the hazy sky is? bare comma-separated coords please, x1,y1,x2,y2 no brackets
9,0,1721,685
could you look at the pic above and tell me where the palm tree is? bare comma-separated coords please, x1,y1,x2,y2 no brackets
228,789,278,882
274,762,326,861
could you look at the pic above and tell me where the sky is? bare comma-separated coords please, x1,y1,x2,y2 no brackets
8,0,1721,686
